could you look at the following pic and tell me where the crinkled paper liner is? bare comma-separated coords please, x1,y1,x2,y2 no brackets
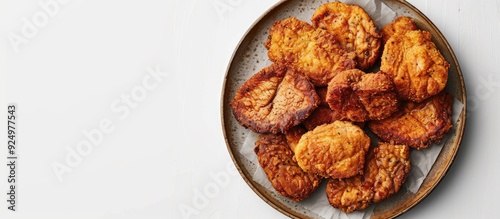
238,0,464,218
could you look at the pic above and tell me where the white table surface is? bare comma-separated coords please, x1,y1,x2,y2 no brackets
0,0,497,218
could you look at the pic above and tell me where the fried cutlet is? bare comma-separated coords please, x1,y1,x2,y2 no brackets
381,16,418,44
326,142,411,212
230,64,319,134
312,2,382,70
294,121,370,179
255,133,322,202
265,17,356,86
372,142,411,202
326,69,400,122
381,30,449,102
368,92,453,150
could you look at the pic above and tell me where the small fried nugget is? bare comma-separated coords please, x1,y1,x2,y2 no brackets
326,142,410,212
381,30,450,102
265,17,356,86
368,92,453,150
381,16,418,44
312,2,382,70
294,121,370,179
231,64,320,134
372,142,411,203
254,133,322,202
326,69,400,122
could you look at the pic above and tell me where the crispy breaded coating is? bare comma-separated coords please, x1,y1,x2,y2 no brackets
381,16,418,44
326,142,410,212
294,121,370,179
265,17,356,86
368,92,453,150
254,134,322,202
326,69,400,122
284,126,307,153
326,174,374,213
302,105,365,131
381,30,449,102
301,106,341,131
326,150,376,213
312,2,382,70
372,142,411,203
231,64,320,134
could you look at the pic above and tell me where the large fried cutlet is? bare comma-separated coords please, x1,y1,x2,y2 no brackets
326,142,411,213
368,92,453,150
326,69,400,122
294,121,370,179
312,2,382,70
381,16,418,44
264,17,356,86
254,133,322,202
230,64,320,134
381,30,450,102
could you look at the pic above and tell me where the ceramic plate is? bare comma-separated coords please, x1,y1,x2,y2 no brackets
221,0,466,218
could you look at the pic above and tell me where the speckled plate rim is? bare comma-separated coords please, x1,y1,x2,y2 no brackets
220,0,467,218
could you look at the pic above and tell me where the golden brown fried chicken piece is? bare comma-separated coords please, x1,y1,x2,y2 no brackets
326,69,400,122
326,142,410,212
326,149,377,213
265,17,356,86
326,174,374,213
294,121,370,179
368,92,453,150
254,133,322,202
381,30,449,102
372,142,411,203
231,64,320,134
312,2,382,70
381,16,418,44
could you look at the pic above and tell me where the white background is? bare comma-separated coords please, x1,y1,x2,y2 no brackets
0,0,498,218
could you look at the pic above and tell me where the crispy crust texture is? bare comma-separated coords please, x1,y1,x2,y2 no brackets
368,92,453,150
230,64,320,134
381,16,418,44
265,17,356,86
381,30,449,102
372,142,411,203
326,142,410,212
254,133,322,202
312,2,382,70
294,121,370,179
326,174,374,213
326,69,400,122
284,126,307,153
301,105,341,131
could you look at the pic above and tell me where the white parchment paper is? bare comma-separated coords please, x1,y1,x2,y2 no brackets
237,0,465,218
